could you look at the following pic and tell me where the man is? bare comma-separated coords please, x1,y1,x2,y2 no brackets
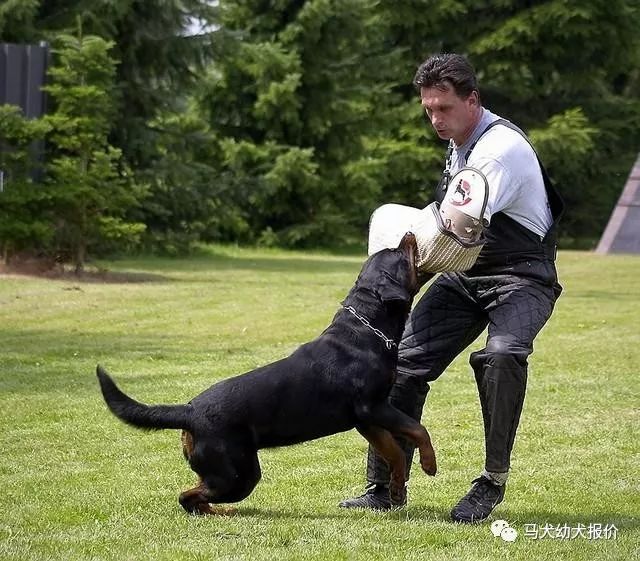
340,53,564,522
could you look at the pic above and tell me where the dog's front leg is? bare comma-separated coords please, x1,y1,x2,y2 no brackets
360,404,437,476
388,416,437,477
356,426,407,507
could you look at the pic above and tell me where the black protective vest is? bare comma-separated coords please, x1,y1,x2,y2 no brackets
435,119,565,273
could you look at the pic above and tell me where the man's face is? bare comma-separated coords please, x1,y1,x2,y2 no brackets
419,83,479,146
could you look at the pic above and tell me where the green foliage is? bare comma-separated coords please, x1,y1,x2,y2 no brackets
80,1,224,252
347,102,444,209
529,108,598,234
198,0,640,248
82,0,219,169
2,0,640,253
0,0,40,42
198,0,407,247
136,104,245,255
0,104,52,259
43,31,145,271
2,1,223,256
468,0,640,241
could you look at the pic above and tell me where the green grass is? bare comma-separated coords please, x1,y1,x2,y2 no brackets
0,246,638,561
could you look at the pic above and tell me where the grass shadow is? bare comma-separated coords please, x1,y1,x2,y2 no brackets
105,250,364,277
236,504,455,522
0,266,170,284
235,506,350,521
2,247,365,283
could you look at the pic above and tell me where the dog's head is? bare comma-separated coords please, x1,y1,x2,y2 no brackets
355,232,419,309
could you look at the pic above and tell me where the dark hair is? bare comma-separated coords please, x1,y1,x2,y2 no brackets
413,53,479,99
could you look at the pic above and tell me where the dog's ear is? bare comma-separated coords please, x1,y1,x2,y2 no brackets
377,272,411,304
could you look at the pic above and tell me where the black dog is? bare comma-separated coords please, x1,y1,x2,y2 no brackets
97,232,437,514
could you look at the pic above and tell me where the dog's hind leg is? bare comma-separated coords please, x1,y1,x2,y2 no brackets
180,431,228,514
180,433,262,515
357,426,407,507
179,459,261,516
179,480,236,516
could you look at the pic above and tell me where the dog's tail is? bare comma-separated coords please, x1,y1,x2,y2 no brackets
96,365,191,431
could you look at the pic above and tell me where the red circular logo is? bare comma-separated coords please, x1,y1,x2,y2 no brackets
449,178,472,206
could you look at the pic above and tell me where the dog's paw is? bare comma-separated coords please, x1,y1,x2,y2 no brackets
422,462,437,476
419,447,437,476
388,484,407,508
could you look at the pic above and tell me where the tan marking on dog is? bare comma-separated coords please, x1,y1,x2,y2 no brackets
181,430,194,461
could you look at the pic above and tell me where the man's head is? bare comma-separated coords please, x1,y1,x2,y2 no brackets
413,53,481,146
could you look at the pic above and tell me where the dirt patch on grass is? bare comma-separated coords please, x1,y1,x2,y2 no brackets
0,257,167,283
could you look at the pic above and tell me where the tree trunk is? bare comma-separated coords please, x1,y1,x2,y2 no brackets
74,242,85,275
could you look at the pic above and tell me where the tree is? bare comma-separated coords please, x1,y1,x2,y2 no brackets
4,0,639,253
135,102,247,254
0,105,51,262
43,29,145,272
2,0,223,254
197,0,412,247
0,0,40,42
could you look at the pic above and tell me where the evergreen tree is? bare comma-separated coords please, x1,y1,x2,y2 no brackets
137,101,244,254
26,0,219,167
3,0,639,252
0,0,40,42
0,105,51,261
198,0,411,247
43,29,145,272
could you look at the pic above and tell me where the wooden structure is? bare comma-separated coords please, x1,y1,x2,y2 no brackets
596,154,640,254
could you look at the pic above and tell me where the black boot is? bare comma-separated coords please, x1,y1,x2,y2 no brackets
450,476,505,523
338,484,405,511
340,366,429,511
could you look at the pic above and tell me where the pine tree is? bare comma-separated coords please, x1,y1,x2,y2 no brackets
198,0,411,247
0,105,51,262
30,0,219,169
43,28,145,273
0,0,40,42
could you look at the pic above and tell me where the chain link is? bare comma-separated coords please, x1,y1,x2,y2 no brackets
342,305,397,351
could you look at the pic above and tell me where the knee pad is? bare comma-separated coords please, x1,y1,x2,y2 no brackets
469,338,530,376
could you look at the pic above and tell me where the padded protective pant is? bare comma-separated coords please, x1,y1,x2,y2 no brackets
366,263,561,484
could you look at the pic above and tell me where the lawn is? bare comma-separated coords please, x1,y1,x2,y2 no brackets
0,246,638,561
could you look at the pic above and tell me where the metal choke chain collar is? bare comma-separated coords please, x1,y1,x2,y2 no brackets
342,305,397,351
